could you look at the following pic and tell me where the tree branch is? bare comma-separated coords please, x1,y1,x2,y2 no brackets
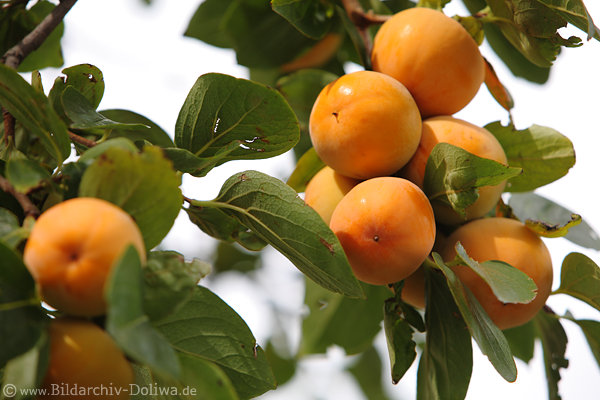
68,131,97,148
340,0,390,62
1,0,78,69
0,175,40,218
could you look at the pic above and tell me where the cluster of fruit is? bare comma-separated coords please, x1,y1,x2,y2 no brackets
304,7,553,330
22,198,144,398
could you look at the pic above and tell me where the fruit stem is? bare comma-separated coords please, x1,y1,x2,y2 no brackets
68,130,97,148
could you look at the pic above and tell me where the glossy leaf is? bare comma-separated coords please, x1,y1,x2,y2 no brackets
286,147,325,192
271,0,335,39
383,298,417,384
186,205,267,251
62,87,149,132
301,280,389,355
175,73,299,167
509,192,600,250
79,146,183,250
0,242,48,368
486,122,575,192
554,252,600,311
0,63,70,165
536,0,600,41
143,251,210,321
154,286,276,399
105,246,182,380
454,242,538,304
423,143,521,217
534,311,568,400
433,254,517,382
49,64,105,113
184,0,236,48
194,170,363,298
503,320,537,363
102,109,174,148
163,142,241,178
417,267,472,400
5,158,51,193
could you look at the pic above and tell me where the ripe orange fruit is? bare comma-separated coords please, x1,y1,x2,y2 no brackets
39,318,133,400
400,115,508,225
309,70,422,179
371,7,484,117
441,217,553,330
304,166,360,225
23,197,146,316
330,177,435,285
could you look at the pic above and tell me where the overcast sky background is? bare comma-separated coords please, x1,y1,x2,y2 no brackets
34,0,600,399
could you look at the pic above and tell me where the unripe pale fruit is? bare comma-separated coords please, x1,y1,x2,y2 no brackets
23,197,146,317
330,177,435,285
441,217,553,330
401,116,508,225
38,318,133,400
371,7,485,117
304,166,360,225
309,70,422,179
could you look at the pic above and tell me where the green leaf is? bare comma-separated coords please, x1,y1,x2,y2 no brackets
212,241,262,274
525,213,582,238
186,205,267,251
195,170,363,298
275,69,337,159
417,267,472,400
535,0,600,41
503,320,536,363
102,109,174,148
336,5,369,68
271,0,336,39
176,353,240,400
16,1,64,72
508,192,600,250
163,142,241,178
154,286,276,399
0,242,48,368
383,298,417,384
300,279,389,355
0,332,49,400
143,251,210,322
62,87,149,132
5,158,51,193
0,63,70,165
486,122,575,192
0,208,28,249
432,253,518,382
49,64,105,114
423,143,521,217
534,311,568,400
264,341,296,387
553,252,600,312
220,1,315,68
78,137,139,165
348,346,392,400
564,318,600,370
79,146,183,249
105,246,182,380
286,147,325,192
174,73,299,168
184,0,236,48
454,242,538,304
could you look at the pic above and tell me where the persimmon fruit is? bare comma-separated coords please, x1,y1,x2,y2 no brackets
309,70,422,180
441,217,553,330
23,197,146,317
38,318,133,400
400,115,508,225
304,166,360,225
329,177,436,285
371,7,485,117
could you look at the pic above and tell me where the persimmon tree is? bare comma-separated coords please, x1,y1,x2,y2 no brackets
1,0,600,399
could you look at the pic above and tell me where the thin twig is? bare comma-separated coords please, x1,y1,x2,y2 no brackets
1,0,78,69
0,175,40,217
340,0,390,60
68,131,97,148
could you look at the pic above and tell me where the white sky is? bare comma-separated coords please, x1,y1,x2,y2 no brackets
35,0,600,399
